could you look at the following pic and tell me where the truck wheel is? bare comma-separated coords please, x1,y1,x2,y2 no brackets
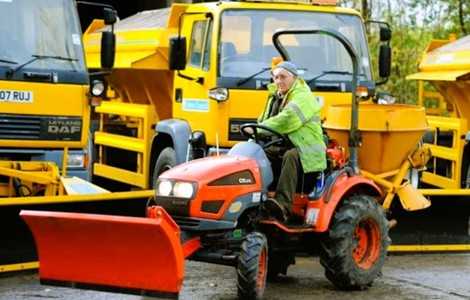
462,146,470,188
320,195,390,290
237,232,268,300
151,147,176,189
465,164,470,189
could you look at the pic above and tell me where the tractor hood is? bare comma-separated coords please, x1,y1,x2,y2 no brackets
159,155,262,186
159,141,274,189
156,155,265,220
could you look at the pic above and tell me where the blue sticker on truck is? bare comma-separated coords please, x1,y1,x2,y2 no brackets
182,99,209,112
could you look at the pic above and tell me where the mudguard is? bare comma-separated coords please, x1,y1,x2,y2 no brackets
20,206,200,299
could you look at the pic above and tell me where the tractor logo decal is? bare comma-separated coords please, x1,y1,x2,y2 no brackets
229,201,242,213
172,200,189,206
238,177,253,184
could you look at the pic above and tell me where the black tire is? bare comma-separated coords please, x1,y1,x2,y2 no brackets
237,232,268,300
320,195,390,290
462,145,470,188
145,197,157,217
267,250,295,279
465,164,470,189
151,147,176,189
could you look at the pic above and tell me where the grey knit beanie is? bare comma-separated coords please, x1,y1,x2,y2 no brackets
273,61,298,77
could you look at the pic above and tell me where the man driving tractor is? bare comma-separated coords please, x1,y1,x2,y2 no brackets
246,61,327,222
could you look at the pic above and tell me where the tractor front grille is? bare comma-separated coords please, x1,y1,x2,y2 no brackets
171,216,201,229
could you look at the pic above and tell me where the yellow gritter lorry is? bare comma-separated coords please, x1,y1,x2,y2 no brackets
0,0,158,273
0,0,119,200
84,0,404,194
407,34,470,194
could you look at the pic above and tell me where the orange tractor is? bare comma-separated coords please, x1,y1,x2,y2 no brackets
21,28,429,299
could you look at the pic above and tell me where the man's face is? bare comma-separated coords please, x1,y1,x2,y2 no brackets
272,68,296,95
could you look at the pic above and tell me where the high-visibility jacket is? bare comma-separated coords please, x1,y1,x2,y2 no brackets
258,78,326,173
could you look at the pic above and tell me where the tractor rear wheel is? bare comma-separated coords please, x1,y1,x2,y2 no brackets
237,232,268,300
320,195,390,290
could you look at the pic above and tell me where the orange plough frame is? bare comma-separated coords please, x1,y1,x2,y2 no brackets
20,206,200,299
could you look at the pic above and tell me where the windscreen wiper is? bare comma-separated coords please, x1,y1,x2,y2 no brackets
237,67,271,87
0,58,17,65
307,70,353,84
6,55,78,78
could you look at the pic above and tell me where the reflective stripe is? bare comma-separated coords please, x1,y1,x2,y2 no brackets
298,143,326,153
309,116,321,123
286,102,320,124
286,102,306,123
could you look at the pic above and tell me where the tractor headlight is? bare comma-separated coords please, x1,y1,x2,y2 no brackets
156,179,173,196
156,179,197,199
173,181,194,198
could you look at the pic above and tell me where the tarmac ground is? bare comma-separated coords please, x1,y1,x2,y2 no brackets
1,253,469,300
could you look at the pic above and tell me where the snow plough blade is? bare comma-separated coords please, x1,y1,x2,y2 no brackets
20,206,200,299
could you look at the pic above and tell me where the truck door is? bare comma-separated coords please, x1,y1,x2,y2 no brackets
172,15,217,146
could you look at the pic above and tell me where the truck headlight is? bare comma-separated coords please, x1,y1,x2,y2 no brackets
67,153,86,168
208,87,228,102
375,91,396,104
91,80,105,97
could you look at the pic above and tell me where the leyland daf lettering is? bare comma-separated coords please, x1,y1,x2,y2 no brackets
0,90,33,102
48,120,82,134
40,117,83,141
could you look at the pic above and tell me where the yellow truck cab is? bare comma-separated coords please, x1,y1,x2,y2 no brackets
0,0,115,198
83,0,392,190
0,0,91,197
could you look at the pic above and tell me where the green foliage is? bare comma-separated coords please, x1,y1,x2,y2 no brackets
342,0,468,105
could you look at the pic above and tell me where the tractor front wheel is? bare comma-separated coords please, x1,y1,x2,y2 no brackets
320,195,390,290
237,232,268,300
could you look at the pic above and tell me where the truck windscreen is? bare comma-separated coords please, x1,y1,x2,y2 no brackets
217,9,372,92
0,0,87,80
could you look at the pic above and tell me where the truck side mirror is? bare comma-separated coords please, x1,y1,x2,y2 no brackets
103,8,117,25
378,44,391,78
101,31,115,69
169,36,187,70
380,26,392,42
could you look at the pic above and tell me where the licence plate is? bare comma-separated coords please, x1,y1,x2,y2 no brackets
0,90,33,102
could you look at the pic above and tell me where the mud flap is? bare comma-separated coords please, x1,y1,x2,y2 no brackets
20,206,200,299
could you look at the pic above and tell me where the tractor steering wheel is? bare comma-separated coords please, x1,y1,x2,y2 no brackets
240,123,289,149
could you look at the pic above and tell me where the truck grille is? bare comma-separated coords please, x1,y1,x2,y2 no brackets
0,114,82,141
0,114,41,140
